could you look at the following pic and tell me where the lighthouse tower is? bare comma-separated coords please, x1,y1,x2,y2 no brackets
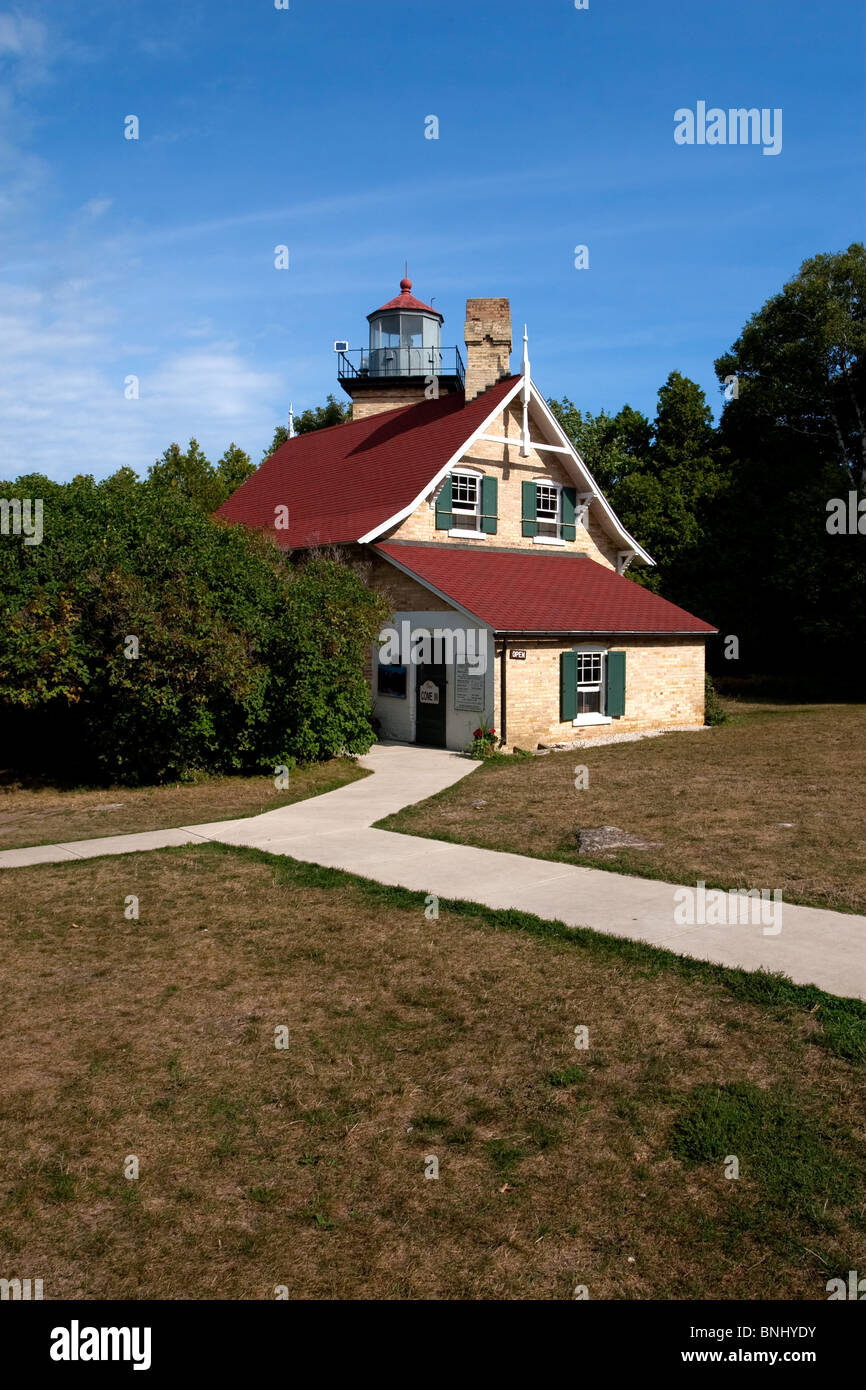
336,275,465,420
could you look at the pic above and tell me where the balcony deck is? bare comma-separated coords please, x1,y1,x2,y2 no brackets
337,345,465,391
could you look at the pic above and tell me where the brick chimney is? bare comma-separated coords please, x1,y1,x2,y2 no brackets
463,298,512,402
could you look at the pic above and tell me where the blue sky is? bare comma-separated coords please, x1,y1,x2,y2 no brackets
1,0,863,480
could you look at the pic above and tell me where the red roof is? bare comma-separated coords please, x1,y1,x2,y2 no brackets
215,377,519,548
375,542,716,635
370,276,442,319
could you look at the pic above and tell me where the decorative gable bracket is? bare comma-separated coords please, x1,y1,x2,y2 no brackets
617,550,636,575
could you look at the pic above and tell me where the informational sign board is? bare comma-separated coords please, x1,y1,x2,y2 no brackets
509,649,526,660
454,664,485,712
419,680,439,705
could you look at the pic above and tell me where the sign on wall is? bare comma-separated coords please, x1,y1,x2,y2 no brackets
454,664,485,712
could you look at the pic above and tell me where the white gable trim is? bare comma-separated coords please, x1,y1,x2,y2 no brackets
357,375,654,566
526,383,654,565
356,378,524,543
373,547,490,628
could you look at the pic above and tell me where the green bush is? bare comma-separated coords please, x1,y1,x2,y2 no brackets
0,472,389,783
704,673,728,726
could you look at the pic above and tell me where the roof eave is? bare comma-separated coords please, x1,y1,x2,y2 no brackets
491,628,717,637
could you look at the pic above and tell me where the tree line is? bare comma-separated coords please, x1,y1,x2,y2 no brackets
548,243,865,697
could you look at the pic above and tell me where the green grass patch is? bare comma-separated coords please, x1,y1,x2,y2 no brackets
671,1081,863,1215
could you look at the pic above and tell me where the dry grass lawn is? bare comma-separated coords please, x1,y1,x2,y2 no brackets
0,842,864,1301
379,704,866,915
0,758,366,851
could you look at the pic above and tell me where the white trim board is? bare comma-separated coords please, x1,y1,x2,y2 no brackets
357,376,654,566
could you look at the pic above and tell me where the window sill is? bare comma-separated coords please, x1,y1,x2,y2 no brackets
532,535,566,546
572,714,612,727
448,528,486,539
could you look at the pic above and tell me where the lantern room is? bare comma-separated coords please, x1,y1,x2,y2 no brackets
337,275,465,416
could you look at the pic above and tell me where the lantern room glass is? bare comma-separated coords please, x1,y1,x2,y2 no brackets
368,309,442,376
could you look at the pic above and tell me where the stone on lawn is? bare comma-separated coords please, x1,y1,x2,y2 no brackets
577,825,662,853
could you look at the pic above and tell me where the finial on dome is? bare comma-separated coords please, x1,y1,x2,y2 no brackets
400,262,412,293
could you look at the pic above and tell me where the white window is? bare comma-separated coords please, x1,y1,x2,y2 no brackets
574,646,611,725
576,650,603,714
451,471,480,531
536,482,560,538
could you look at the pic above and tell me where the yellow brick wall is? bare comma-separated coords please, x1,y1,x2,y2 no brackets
385,400,620,569
493,637,706,749
363,553,460,616
351,385,456,421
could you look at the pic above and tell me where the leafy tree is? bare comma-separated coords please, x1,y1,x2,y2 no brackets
215,443,255,497
147,438,223,513
550,376,722,584
707,244,866,688
715,242,866,489
547,399,638,494
0,473,389,782
627,371,724,567
261,396,352,461
294,394,351,435
262,425,290,460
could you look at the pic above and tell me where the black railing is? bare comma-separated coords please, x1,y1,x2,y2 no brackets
337,345,465,385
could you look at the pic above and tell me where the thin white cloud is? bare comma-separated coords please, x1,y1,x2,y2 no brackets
0,280,285,480
0,11,46,59
81,197,112,220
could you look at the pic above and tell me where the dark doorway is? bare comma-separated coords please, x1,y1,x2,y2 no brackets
415,663,447,747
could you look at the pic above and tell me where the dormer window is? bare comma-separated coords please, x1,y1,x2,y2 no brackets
522,480,578,543
535,483,560,538
450,471,481,531
434,468,498,536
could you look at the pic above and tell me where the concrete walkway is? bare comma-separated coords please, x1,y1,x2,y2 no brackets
2,744,864,1001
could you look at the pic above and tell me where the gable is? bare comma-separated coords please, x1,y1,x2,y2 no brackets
383,397,622,570
216,367,650,571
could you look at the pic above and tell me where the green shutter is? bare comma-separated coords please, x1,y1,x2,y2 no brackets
435,476,452,530
606,650,626,718
481,475,498,534
561,486,577,541
522,480,538,537
560,650,578,721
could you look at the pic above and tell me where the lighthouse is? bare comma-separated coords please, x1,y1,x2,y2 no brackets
336,274,465,420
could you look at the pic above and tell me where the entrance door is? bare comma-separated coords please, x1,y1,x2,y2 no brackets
415,663,447,747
